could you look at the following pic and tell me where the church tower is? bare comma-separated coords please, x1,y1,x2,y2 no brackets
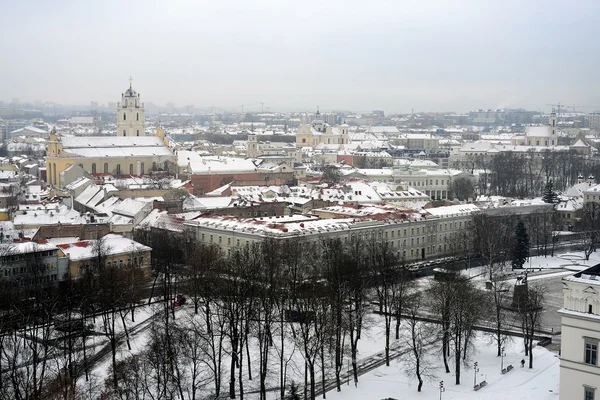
117,78,145,137
247,133,259,158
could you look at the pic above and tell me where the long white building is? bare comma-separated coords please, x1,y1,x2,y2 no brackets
559,264,600,400
184,204,479,262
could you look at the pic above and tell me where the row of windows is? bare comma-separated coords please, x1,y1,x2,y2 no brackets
122,129,142,136
91,163,144,176
406,179,449,187
123,112,140,121
584,338,597,400
79,257,145,271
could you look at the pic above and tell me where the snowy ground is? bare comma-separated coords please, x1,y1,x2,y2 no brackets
326,333,560,400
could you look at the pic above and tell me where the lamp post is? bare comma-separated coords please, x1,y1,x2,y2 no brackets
474,362,479,387
439,381,445,400
501,346,506,371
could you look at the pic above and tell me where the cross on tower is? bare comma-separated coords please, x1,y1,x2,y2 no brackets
129,76,133,89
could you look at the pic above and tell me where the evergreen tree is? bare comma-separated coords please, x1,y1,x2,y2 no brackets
542,180,558,204
512,220,530,270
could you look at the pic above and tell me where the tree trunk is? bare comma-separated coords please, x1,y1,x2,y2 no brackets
528,337,534,368
442,329,450,373
385,316,391,367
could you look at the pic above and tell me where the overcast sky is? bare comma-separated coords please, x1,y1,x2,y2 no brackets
1,0,599,113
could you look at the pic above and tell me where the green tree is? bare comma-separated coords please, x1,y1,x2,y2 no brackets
512,220,529,269
542,180,558,204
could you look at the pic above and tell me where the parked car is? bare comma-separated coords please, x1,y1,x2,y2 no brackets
173,294,187,307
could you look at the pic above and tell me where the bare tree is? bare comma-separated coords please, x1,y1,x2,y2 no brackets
404,292,436,392
517,283,544,369
367,238,400,367
577,203,600,260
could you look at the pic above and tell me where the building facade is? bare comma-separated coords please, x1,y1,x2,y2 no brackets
184,204,477,263
559,264,600,400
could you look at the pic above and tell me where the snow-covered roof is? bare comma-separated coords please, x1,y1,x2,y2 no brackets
425,204,480,217
112,198,148,217
177,151,257,174
13,205,83,226
61,136,172,158
57,234,151,261
0,241,57,256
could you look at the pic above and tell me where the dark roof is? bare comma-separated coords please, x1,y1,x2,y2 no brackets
573,263,600,278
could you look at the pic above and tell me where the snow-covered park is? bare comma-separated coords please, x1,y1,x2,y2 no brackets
327,333,559,400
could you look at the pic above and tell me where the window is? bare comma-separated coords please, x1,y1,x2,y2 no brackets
123,112,126,121
136,113,139,121
137,129,140,136
129,164,134,175
141,162,145,175
116,164,121,175
104,163,108,173
590,304,593,314
585,387,595,400
92,163,96,174
585,340,598,365
123,129,126,136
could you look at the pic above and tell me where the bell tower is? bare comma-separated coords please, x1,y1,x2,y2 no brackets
117,77,145,137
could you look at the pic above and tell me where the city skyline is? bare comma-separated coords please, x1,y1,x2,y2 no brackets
1,0,599,113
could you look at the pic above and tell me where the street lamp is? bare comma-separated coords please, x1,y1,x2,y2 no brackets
439,381,445,400
501,346,506,371
474,362,479,386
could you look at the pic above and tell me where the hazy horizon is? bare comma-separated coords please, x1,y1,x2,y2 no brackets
2,0,599,114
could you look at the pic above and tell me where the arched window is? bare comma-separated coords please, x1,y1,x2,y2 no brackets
92,163,96,174
136,130,139,136
129,164,133,175
104,163,108,173
123,130,126,136
140,162,145,175
116,164,121,175
164,161,169,170
136,113,139,121
123,112,126,121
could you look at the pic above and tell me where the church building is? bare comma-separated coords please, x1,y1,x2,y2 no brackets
296,109,350,149
46,82,176,187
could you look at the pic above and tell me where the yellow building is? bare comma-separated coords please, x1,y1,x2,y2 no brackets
296,115,350,148
56,234,152,279
46,83,176,187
